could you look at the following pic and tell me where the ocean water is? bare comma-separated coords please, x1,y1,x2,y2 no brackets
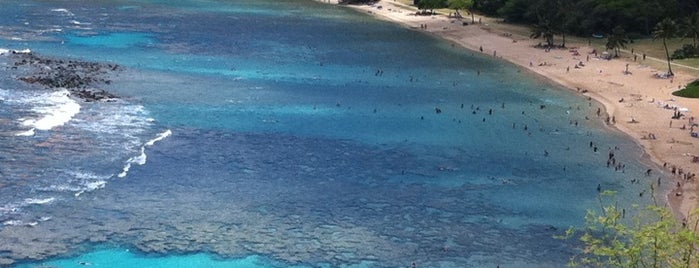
0,1,667,267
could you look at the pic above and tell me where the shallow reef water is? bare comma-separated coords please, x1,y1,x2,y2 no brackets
0,0,665,267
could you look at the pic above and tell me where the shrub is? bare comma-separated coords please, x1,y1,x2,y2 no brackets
671,44,699,59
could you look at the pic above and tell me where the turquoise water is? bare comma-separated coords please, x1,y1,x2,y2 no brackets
66,33,155,49
0,0,667,267
15,249,293,268
14,249,378,268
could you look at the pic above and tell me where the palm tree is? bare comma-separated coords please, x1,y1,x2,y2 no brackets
682,13,699,48
606,26,629,57
653,18,678,76
530,16,555,47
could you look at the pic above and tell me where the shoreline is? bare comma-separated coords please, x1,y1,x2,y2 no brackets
324,1,698,221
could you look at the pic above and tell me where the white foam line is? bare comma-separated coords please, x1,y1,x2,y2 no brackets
15,128,35,136
146,129,172,146
2,220,23,226
118,129,172,178
0,48,31,55
50,8,74,16
20,90,80,131
24,197,56,205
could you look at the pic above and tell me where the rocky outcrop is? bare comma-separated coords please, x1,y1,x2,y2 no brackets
10,51,121,102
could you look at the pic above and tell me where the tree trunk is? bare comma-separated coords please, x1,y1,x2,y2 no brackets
547,34,554,47
663,38,673,76
561,32,566,48
470,11,474,24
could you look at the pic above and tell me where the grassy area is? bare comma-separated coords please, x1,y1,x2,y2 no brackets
675,57,699,66
673,79,699,98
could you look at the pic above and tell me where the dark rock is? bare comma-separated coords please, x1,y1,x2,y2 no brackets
10,52,121,102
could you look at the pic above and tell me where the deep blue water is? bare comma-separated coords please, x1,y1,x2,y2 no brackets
0,1,666,267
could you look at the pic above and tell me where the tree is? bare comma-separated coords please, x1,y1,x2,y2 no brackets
415,0,445,14
653,18,679,76
448,0,474,22
555,0,573,48
564,190,699,268
472,0,506,16
682,13,699,48
606,25,629,57
497,0,530,23
526,0,570,48
530,16,555,47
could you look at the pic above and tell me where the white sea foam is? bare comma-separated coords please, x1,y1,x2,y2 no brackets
84,180,107,191
15,128,35,136
76,104,150,134
50,8,74,16
118,129,172,178
19,89,80,132
117,163,132,178
24,197,56,205
61,171,110,197
146,129,172,146
69,20,91,26
2,220,38,227
2,220,23,226
75,180,107,197
0,205,19,213
0,48,31,55
42,184,82,192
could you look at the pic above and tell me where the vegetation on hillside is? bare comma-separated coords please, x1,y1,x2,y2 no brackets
564,191,699,268
410,0,699,75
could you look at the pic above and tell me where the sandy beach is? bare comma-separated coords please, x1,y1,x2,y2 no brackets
325,1,699,221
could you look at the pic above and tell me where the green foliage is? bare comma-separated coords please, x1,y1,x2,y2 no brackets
673,80,699,98
497,0,529,23
530,17,556,47
681,13,699,48
565,191,699,268
448,0,473,21
672,44,699,60
448,0,472,11
473,0,506,16
606,26,630,57
490,0,682,37
414,0,447,13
